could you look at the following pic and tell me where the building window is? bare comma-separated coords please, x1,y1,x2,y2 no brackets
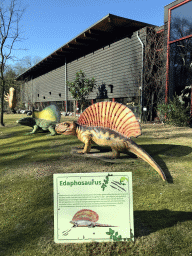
167,0,192,103
170,0,192,41
108,84,113,93
169,38,192,99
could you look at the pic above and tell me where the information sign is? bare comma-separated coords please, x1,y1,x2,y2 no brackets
54,172,134,243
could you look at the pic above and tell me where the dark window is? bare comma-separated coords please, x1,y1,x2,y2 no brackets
169,37,192,99
168,0,192,101
170,1,192,41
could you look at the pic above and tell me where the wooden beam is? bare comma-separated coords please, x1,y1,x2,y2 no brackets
89,29,110,37
74,38,89,46
66,43,87,50
83,33,99,41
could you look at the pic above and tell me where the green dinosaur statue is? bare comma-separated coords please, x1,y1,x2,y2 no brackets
16,104,61,135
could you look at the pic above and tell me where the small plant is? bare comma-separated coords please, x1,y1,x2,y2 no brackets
157,95,190,127
106,228,122,241
106,228,134,242
101,173,113,191
125,229,134,242
67,70,96,113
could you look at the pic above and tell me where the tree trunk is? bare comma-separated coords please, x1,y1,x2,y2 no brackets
74,100,76,116
150,92,154,122
0,81,5,126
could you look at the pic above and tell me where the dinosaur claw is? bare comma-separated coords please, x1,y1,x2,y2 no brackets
77,150,85,154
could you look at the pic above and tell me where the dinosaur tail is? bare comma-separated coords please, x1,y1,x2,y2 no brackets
96,224,118,227
126,139,166,181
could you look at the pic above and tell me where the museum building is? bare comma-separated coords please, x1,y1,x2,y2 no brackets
16,0,192,117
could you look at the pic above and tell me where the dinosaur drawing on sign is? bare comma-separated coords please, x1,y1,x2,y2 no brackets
62,209,117,236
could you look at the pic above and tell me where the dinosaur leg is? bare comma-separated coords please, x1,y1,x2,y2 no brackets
111,147,120,158
125,139,166,181
27,125,39,135
48,126,56,136
78,139,92,154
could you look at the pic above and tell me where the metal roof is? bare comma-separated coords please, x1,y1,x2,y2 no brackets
16,13,156,80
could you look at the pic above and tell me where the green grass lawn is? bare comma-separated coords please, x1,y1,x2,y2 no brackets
1,114,192,255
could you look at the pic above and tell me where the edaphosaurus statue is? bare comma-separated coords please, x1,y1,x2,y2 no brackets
55,101,166,181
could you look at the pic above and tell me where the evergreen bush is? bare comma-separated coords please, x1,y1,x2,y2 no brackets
157,96,191,127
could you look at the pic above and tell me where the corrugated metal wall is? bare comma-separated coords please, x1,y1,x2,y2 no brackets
67,29,146,101
23,27,147,106
31,65,66,103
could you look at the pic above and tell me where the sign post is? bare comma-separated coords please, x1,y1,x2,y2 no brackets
54,172,134,243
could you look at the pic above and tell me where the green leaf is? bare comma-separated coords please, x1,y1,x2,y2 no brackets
113,236,117,241
109,228,114,234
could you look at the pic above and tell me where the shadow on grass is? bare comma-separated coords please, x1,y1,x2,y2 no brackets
134,209,192,238
0,141,79,170
142,144,192,184
1,206,191,255
83,144,192,184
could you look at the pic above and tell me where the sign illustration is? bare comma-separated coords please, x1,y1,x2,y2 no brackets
53,172,134,243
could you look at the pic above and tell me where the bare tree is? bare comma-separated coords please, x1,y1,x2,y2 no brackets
143,27,166,121
0,0,25,126
17,55,42,70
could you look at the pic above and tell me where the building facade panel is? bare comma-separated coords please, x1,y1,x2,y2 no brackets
17,15,150,113
28,65,66,104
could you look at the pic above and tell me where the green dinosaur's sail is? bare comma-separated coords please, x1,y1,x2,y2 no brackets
33,104,61,122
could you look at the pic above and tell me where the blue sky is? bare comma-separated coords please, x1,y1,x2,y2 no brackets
8,0,173,66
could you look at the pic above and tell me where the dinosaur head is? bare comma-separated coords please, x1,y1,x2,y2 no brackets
16,117,36,127
55,121,77,135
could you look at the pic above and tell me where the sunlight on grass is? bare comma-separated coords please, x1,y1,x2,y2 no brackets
0,114,192,255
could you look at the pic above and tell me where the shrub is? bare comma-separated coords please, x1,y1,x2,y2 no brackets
157,96,191,127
